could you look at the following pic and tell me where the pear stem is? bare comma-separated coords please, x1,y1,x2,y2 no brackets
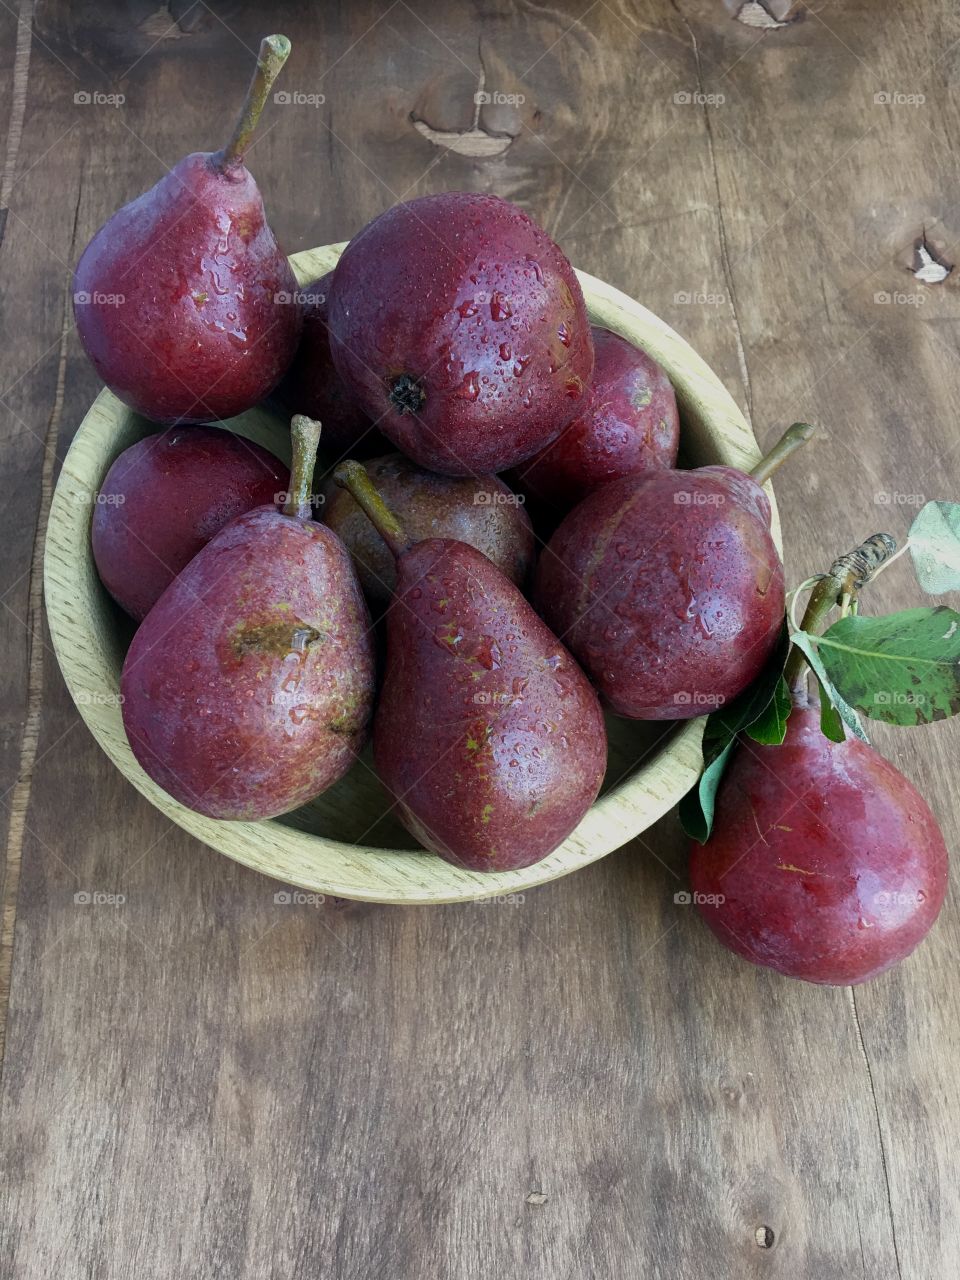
219,34,291,168
283,415,321,520
334,461,411,561
749,422,816,485
784,533,898,698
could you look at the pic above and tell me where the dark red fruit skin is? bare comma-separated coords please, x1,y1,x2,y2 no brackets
73,153,302,424
121,508,375,820
534,467,784,719
328,193,594,476
322,454,535,607
374,541,607,871
276,272,385,458
92,428,288,621
511,327,679,512
690,706,949,985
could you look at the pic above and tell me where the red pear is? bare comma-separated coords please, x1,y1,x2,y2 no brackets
121,418,375,820
322,453,534,608
92,427,287,621
512,326,679,512
73,36,302,424
534,425,813,719
328,193,594,475
690,704,948,984
334,461,607,871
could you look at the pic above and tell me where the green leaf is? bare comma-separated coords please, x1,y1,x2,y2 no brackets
679,740,734,844
790,629,869,742
702,619,790,749
815,606,960,726
744,676,792,745
816,677,845,742
909,501,960,595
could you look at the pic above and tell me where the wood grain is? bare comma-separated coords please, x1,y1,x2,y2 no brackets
1,1,959,1276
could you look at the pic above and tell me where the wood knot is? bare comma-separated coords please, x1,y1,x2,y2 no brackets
727,0,804,27
409,60,527,157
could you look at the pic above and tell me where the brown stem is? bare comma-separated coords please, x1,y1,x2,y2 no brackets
218,35,291,169
283,415,321,520
784,532,898,698
334,461,411,561
750,422,816,485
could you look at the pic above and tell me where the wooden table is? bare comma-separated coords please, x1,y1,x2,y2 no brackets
2,3,958,1276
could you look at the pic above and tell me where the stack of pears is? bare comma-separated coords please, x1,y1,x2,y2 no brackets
79,29,949,948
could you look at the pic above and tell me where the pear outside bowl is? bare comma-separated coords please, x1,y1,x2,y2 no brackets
44,244,781,905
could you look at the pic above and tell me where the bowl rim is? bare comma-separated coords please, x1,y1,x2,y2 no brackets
43,243,777,904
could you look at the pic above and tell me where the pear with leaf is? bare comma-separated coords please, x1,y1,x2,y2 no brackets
684,500,960,986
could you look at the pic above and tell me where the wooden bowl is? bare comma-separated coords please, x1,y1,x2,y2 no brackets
44,244,779,904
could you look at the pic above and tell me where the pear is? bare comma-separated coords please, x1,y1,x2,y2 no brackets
512,326,679,514
323,453,535,608
535,423,814,719
691,700,948,984
73,36,302,424
93,427,287,621
334,461,607,872
327,193,594,475
276,272,383,457
121,417,375,820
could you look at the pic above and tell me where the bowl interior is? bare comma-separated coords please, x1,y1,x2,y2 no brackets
44,244,771,902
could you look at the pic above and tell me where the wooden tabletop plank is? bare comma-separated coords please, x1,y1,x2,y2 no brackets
0,2,957,1276
685,9,960,1278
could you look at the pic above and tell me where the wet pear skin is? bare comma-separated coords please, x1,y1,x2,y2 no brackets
513,326,679,512
92,427,288,621
374,540,607,871
690,705,948,985
73,154,302,424
328,192,594,475
121,506,375,820
534,466,785,719
323,453,535,608
276,272,383,457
